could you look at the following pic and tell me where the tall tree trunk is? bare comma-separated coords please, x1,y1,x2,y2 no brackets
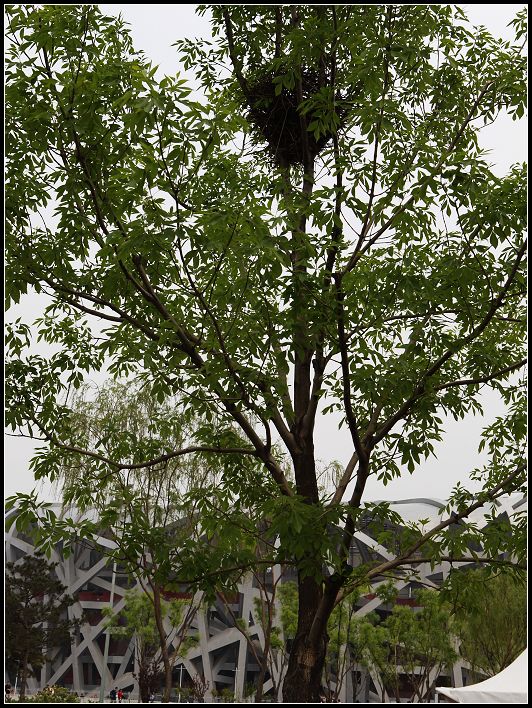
255,654,267,703
138,647,150,704
18,650,29,702
152,585,172,703
255,612,273,702
282,574,328,703
281,76,328,700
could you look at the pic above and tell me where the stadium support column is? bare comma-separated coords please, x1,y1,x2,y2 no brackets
99,560,117,703
197,606,214,701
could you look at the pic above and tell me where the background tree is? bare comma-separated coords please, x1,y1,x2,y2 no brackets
219,580,278,702
6,555,78,702
53,381,204,704
358,588,457,703
218,558,290,702
274,579,299,700
21,685,80,704
449,569,527,678
5,5,527,701
324,594,361,701
188,674,210,703
103,589,198,704
249,566,287,703
103,590,162,704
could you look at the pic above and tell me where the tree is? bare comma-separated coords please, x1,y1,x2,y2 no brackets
219,579,279,702
104,589,202,703
50,380,204,704
5,5,527,701
324,594,360,701
188,674,210,703
22,686,80,704
273,579,299,701
277,580,381,702
450,569,527,678
358,588,457,703
103,589,197,704
250,567,288,703
5,555,78,702
103,589,162,704
217,559,290,701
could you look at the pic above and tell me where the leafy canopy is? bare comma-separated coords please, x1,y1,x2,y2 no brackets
5,4,527,595
451,569,527,677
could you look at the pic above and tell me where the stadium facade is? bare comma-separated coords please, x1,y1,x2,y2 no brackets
5,495,525,702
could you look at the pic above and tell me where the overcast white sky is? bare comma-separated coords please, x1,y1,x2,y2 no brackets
4,5,527,502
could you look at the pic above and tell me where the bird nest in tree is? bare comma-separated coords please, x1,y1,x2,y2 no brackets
246,69,345,167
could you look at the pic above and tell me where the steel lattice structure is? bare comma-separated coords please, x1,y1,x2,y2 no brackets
5,494,525,702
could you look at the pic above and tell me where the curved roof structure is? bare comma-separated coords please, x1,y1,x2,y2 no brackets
381,494,525,525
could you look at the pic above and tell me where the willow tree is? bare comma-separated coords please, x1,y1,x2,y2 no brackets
451,570,527,678
52,380,206,704
5,5,527,702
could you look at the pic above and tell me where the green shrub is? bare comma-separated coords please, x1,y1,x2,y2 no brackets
219,687,235,702
25,686,80,703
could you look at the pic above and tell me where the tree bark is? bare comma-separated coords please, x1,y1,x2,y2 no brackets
18,649,29,702
138,646,150,704
255,654,267,703
282,573,328,703
152,585,173,703
254,604,269,702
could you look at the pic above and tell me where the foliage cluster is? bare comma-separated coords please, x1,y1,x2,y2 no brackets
5,555,78,702
5,3,527,702
22,685,80,703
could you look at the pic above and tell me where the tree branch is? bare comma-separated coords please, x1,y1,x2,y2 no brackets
432,358,527,393
333,273,367,465
38,274,162,343
30,417,259,471
222,9,251,100
373,240,527,445
342,80,497,275
337,464,526,602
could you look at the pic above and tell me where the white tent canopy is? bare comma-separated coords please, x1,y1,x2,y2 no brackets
437,650,528,704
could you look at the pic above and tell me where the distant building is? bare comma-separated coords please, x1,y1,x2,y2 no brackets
5,495,525,702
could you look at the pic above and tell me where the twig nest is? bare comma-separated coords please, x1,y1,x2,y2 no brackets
246,68,344,166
